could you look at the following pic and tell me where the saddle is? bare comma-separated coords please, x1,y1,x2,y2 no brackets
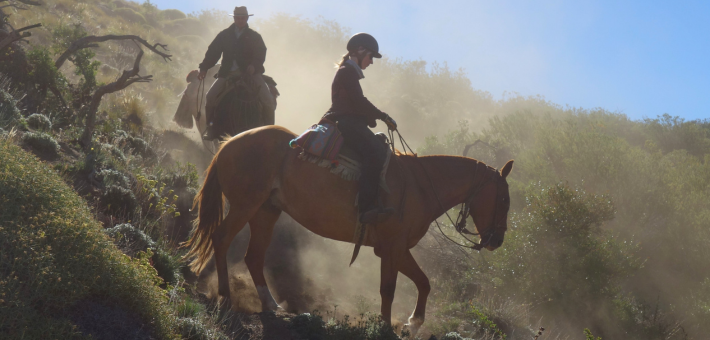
291,122,392,193
291,123,393,265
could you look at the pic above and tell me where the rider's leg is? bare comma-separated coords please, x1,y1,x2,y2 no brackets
337,116,393,223
203,77,228,138
252,74,276,125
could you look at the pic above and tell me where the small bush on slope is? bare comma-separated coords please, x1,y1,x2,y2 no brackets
0,140,179,339
26,113,52,131
22,131,60,160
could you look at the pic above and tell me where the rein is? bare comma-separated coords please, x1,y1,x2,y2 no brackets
387,129,501,251
196,78,205,121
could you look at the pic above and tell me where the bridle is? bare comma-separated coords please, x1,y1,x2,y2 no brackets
387,129,507,251
428,162,506,251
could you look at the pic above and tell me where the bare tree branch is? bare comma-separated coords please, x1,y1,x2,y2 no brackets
56,35,172,70
463,139,495,157
80,47,154,148
0,23,41,51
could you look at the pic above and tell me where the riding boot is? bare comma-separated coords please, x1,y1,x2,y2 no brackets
202,122,218,140
202,106,218,140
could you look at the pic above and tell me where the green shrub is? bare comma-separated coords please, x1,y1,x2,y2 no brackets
124,135,156,159
290,313,326,339
177,297,205,318
0,140,178,339
22,131,60,160
488,184,641,335
101,185,138,217
440,332,472,340
289,312,407,340
177,317,229,340
27,113,52,131
98,168,130,188
27,47,66,104
104,224,182,285
152,248,182,286
104,223,155,256
584,328,601,340
160,9,187,21
114,8,147,25
0,88,21,128
101,142,127,162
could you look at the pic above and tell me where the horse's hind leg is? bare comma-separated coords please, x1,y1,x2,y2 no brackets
244,202,283,311
399,250,431,336
212,204,259,307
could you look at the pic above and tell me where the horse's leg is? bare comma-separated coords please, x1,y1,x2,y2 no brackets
376,237,407,324
212,204,258,308
245,202,283,311
399,250,430,336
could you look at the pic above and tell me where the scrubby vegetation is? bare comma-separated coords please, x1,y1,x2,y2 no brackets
1,0,707,339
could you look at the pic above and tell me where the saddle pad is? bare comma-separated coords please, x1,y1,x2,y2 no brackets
290,123,343,161
297,147,392,194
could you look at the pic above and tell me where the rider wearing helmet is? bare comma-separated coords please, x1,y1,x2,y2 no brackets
322,33,398,224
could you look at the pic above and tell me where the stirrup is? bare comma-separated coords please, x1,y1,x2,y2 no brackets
360,207,395,224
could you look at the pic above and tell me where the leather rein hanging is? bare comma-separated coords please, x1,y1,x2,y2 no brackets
387,129,503,251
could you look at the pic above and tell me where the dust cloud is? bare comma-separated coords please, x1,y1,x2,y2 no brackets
160,12,505,321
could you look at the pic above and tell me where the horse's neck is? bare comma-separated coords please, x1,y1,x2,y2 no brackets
409,155,492,218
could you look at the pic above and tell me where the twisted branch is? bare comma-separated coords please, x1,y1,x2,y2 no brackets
0,23,41,50
56,34,171,69
80,46,153,148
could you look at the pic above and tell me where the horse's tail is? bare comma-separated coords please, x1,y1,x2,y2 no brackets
182,155,223,273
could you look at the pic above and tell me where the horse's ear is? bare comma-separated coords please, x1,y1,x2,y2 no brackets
500,160,514,179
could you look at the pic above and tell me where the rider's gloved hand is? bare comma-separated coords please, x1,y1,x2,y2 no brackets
198,70,207,80
383,114,397,131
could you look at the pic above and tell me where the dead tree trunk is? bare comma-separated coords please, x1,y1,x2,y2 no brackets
80,47,153,149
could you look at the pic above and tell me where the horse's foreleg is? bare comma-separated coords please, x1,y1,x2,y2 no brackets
245,203,283,312
399,250,430,336
212,206,255,306
377,237,407,324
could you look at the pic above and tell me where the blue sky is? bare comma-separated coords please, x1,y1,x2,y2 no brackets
150,0,710,121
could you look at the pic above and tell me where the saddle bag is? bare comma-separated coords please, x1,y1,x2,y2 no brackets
290,121,344,161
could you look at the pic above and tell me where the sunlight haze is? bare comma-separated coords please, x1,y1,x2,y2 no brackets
151,0,710,121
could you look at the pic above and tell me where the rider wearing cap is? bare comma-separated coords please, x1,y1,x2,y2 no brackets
322,33,398,224
197,6,276,140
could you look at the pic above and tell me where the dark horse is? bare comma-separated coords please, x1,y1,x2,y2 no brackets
209,75,276,141
172,69,278,151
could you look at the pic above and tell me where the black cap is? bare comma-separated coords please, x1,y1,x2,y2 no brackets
347,33,382,58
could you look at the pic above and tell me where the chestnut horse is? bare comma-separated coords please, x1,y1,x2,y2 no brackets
184,125,513,334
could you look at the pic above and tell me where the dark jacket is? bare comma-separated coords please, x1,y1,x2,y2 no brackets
199,24,266,78
323,63,386,128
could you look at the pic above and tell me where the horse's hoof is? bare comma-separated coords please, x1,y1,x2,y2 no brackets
405,317,424,337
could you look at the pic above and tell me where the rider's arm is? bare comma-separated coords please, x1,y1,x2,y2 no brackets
250,32,267,73
199,32,224,73
340,67,387,122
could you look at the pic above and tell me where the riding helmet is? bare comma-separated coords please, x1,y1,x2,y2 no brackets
347,33,382,58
